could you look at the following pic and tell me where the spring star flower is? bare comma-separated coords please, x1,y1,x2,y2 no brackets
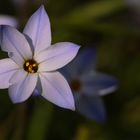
60,48,118,122
0,5,80,110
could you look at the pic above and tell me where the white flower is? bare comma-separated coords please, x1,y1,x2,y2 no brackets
0,15,18,27
0,5,80,110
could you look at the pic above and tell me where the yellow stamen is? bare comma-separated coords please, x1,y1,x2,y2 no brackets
24,59,38,73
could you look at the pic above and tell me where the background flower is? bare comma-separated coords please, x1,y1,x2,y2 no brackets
60,48,118,122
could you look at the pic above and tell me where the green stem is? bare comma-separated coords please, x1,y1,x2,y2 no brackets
27,101,53,140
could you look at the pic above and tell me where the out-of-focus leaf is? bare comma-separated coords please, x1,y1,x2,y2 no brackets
60,0,124,25
121,96,140,132
11,104,27,140
0,111,15,140
122,55,140,97
75,125,90,140
97,39,123,75
75,22,140,37
53,21,140,38
27,101,53,140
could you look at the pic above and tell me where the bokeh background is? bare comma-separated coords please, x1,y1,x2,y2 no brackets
0,0,140,140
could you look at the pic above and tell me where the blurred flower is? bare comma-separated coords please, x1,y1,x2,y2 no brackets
0,15,18,27
125,0,140,8
60,48,118,122
125,0,140,14
0,5,80,110
12,0,27,7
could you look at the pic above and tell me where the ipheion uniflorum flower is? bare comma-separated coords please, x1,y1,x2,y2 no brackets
0,5,80,110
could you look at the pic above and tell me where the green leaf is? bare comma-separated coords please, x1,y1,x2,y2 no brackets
61,0,124,25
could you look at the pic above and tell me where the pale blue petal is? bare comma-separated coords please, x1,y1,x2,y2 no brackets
74,93,106,122
39,72,75,110
23,5,51,55
9,69,27,84
32,77,42,97
9,74,38,103
74,48,96,74
0,15,18,27
82,72,118,96
0,25,32,66
0,58,19,89
32,88,40,97
36,42,80,72
60,47,96,79
59,66,73,82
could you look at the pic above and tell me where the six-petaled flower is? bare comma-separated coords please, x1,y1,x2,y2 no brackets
0,5,80,110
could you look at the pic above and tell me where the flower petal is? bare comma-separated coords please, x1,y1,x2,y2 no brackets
36,42,80,72
39,72,75,110
0,58,19,89
74,93,106,122
9,73,38,103
32,77,42,97
60,48,96,80
23,5,51,54
9,69,27,84
0,25,32,66
82,72,118,96
0,15,18,27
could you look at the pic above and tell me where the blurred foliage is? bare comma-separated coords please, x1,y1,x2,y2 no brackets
0,0,140,140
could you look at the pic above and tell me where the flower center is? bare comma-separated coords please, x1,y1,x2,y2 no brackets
70,79,81,92
23,59,38,73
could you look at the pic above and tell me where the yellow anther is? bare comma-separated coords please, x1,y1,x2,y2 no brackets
31,70,34,73
33,64,37,67
24,59,38,73
26,62,30,67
